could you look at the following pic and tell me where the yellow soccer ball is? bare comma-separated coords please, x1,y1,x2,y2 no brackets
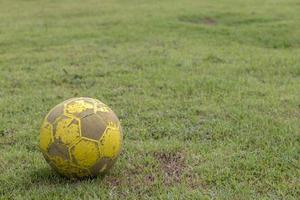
39,97,123,178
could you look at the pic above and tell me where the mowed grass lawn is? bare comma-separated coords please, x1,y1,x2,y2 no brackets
0,0,299,199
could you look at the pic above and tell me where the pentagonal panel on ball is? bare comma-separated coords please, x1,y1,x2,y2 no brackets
70,139,100,168
47,141,70,161
47,103,64,124
64,99,95,118
81,114,107,141
53,116,81,146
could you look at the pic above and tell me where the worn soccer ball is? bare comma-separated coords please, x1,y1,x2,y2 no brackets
39,97,123,178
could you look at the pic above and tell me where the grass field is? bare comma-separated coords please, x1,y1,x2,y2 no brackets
0,0,299,199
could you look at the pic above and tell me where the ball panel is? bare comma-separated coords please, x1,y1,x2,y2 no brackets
48,141,70,161
70,139,100,168
65,99,94,117
39,122,53,152
81,114,106,141
95,102,111,113
99,123,122,159
90,157,116,175
96,110,120,126
53,116,81,145
95,102,120,125
47,103,64,124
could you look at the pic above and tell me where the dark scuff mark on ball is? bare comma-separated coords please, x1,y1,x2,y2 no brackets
48,141,70,160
